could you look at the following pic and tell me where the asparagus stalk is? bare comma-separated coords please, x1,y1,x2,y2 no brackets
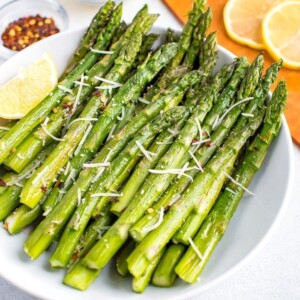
199,31,217,67
165,28,180,43
132,249,165,293
111,59,234,216
50,107,189,268
0,4,122,165
125,110,265,278
4,10,158,174
0,121,17,139
20,42,177,210
0,144,56,221
116,240,136,276
143,0,207,102
175,82,287,283
61,1,115,78
4,204,43,234
183,8,212,67
143,65,191,102
70,205,115,264
166,0,206,70
40,32,143,211
152,244,185,287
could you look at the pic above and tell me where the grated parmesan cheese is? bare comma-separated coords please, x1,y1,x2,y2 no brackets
142,207,164,233
58,85,73,95
136,141,156,161
213,97,253,129
74,124,93,156
83,162,111,168
41,123,65,142
68,118,98,127
188,237,204,260
188,150,203,172
138,97,150,105
223,172,255,196
90,48,114,55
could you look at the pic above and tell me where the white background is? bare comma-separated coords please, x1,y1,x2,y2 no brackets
0,0,299,299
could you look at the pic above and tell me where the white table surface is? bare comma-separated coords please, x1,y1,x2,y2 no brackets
0,0,299,299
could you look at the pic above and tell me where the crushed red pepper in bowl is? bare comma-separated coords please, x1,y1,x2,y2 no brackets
1,15,60,51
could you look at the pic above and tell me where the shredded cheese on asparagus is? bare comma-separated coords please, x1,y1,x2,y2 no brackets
213,97,254,129
225,187,237,195
74,124,93,156
83,162,111,168
169,193,181,206
142,207,164,233
138,97,150,105
106,123,117,141
223,172,255,196
188,150,203,172
91,150,112,183
136,141,156,161
43,207,52,217
177,162,189,179
64,161,71,176
94,76,123,87
73,74,85,112
73,80,90,87
149,167,197,181
195,117,203,146
90,192,123,198
117,107,125,121
77,188,82,207
167,128,178,135
32,166,49,185
68,118,98,127
90,48,114,55
241,113,254,118
188,237,204,260
58,85,73,95
156,141,173,145
192,138,211,146
41,123,65,142
0,126,10,131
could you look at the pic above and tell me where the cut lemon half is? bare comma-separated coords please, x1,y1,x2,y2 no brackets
0,53,57,119
224,0,284,49
262,1,300,70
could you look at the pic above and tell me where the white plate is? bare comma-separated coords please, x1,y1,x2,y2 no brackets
0,27,294,300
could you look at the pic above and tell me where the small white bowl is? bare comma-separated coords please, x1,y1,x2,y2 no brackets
0,0,68,59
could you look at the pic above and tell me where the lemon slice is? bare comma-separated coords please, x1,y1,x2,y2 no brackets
0,53,58,119
223,0,284,50
262,1,300,70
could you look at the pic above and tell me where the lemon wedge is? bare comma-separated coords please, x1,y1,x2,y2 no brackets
0,53,58,119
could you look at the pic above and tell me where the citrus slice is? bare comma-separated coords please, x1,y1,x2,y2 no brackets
223,0,284,49
0,53,57,119
262,1,300,70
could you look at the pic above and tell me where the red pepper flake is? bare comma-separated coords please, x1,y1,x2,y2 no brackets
192,137,199,143
205,141,213,147
71,252,79,262
62,102,69,109
92,90,102,97
41,186,47,193
1,15,60,51
0,178,6,186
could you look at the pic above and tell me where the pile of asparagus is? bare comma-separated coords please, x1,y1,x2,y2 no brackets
0,0,287,293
